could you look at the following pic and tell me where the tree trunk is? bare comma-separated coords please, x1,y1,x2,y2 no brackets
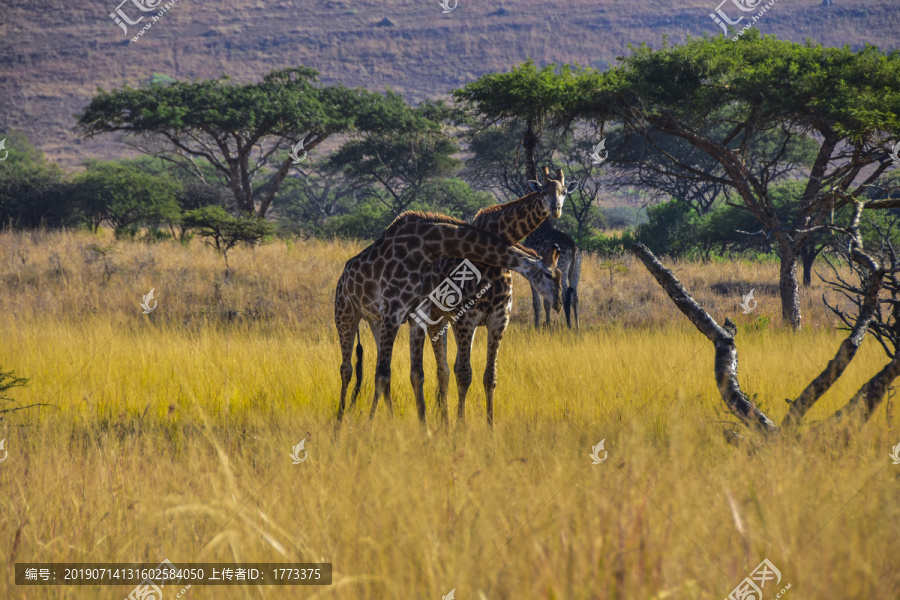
829,353,900,424
227,164,253,214
631,243,778,434
800,244,819,287
782,252,885,428
777,241,803,330
522,119,538,183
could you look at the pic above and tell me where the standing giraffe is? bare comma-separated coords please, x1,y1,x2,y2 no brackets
409,167,577,426
334,211,561,424
524,220,581,328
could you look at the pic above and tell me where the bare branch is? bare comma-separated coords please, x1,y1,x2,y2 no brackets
630,243,778,434
782,249,885,428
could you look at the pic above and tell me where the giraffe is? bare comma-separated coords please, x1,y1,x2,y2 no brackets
334,211,561,425
524,220,581,328
409,167,577,426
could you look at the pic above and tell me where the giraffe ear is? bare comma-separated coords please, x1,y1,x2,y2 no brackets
566,181,579,194
528,180,543,193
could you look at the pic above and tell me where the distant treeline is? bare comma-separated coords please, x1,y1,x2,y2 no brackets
2,33,899,292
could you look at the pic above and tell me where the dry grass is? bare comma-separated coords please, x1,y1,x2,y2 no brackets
1,229,899,599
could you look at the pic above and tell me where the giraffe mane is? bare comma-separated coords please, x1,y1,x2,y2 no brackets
473,191,540,221
378,211,541,258
515,243,540,258
375,210,469,243
391,210,467,227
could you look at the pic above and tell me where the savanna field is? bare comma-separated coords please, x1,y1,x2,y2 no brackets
1,230,898,599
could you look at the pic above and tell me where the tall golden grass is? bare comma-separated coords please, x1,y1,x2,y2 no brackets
1,229,898,599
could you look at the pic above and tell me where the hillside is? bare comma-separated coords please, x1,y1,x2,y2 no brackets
0,0,898,170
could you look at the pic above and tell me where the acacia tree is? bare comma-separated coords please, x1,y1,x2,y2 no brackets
77,68,425,218
274,164,357,238
453,60,584,182
575,33,900,329
605,123,817,218
461,121,562,201
326,102,461,218
182,206,274,274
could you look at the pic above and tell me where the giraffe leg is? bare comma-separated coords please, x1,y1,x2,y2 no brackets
370,317,400,420
543,298,552,328
409,321,428,424
353,321,380,409
431,328,450,423
484,310,509,429
531,285,542,329
572,288,579,329
337,337,355,422
335,296,360,423
453,320,477,426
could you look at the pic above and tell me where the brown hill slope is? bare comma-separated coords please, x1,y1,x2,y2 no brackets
0,0,897,170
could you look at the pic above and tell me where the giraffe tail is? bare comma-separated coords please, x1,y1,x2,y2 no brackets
351,329,363,402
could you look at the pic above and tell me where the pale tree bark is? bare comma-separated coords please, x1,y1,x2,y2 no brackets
782,249,885,428
631,243,778,434
632,204,900,434
777,241,803,330
830,354,900,424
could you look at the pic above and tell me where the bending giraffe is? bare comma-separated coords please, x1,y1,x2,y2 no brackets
524,220,581,328
333,211,561,425
409,167,577,426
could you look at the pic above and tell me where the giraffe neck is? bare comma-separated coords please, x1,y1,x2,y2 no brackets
525,218,554,243
403,218,543,278
472,191,549,245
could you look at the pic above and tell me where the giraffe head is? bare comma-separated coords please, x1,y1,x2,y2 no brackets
530,243,563,312
527,167,578,220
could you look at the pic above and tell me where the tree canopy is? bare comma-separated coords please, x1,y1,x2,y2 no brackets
77,68,439,217
571,32,900,328
453,60,589,181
